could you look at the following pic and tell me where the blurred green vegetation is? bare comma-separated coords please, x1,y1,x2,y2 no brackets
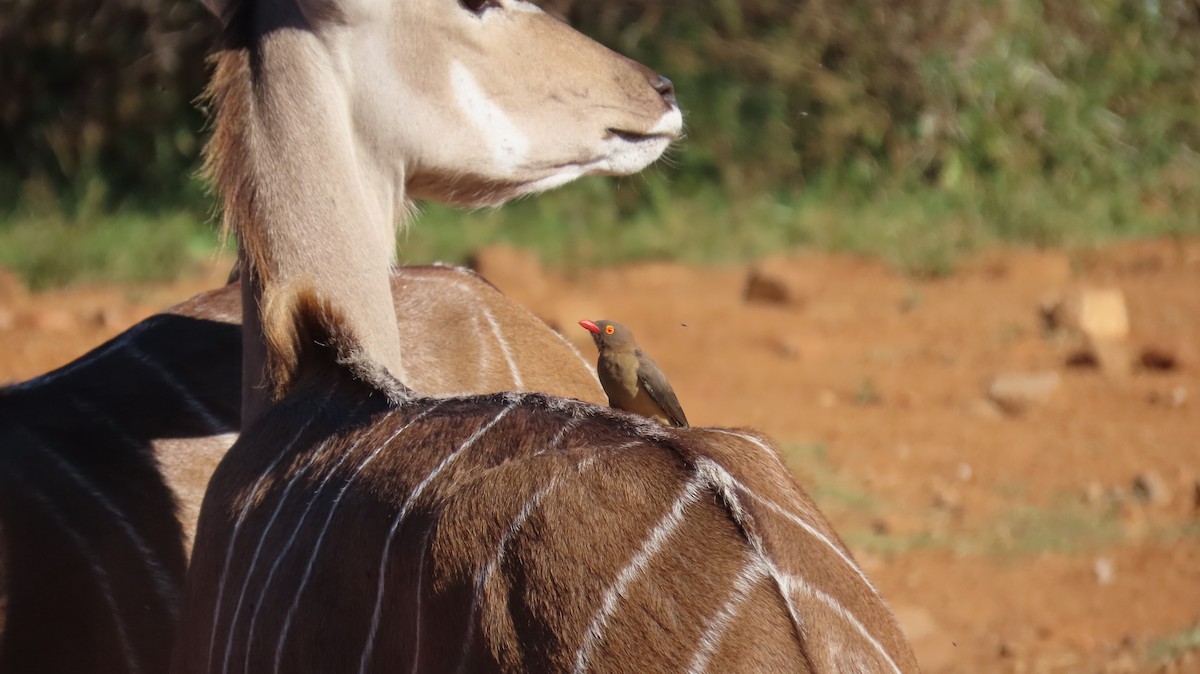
1147,621,1200,665
2,0,1198,287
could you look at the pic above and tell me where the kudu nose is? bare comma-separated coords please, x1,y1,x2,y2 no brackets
651,74,676,107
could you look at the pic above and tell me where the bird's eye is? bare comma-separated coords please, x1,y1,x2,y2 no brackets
461,0,499,14
605,325,615,334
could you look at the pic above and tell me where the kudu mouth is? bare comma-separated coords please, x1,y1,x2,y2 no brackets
606,128,674,143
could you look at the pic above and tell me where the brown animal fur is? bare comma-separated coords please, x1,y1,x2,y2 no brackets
172,0,919,671
176,386,919,674
0,266,604,674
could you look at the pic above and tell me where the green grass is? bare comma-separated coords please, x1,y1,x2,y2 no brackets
852,500,1200,558
0,207,224,290
403,171,1199,280
4,0,1198,290
1146,621,1200,664
977,502,1125,556
767,449,1200,559
2,167,1198,290
778,443,882,516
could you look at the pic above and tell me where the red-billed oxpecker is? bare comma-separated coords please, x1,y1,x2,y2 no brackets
579,319,689,427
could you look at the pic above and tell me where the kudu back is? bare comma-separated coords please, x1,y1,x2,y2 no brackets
0,265,603,674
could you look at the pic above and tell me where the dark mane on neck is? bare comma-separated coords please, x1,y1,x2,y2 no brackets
200,0,269,285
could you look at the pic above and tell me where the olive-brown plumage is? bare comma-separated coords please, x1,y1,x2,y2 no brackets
579,319,689,427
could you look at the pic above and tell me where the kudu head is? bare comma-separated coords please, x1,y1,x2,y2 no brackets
201,0,680,420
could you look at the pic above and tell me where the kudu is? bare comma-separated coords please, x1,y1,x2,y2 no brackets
0,265,605,674
173,0,920,672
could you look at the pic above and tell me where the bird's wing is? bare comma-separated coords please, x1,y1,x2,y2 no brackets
636,353,689,427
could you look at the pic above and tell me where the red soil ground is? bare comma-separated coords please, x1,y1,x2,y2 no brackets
2,238,1198,673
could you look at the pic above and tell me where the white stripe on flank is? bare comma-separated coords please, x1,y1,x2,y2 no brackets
691,458,808,654
240,431,371,673
686,557,768,674
18,425,181,615
14,474,142,674
704,428,789,473
478,302,524,390
453,425,615,673
702,429,880,596
542,417,581,456
572,473,705,674
694,457,903,674
740,484,879,596
561,332,600,382
402,271,599,384
126,343,232,435
205,409,324,674
407,525,436,674
774,568,904,674
272,402,445,674
357,399,522,674
220,436,336,674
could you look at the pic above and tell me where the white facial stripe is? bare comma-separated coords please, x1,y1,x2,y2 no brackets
649,107,683,136
450,61,530,173
508,0,543,13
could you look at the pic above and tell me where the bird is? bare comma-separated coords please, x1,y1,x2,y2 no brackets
578,319,689,427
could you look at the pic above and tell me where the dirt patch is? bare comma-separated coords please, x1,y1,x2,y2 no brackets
4,239,1199,672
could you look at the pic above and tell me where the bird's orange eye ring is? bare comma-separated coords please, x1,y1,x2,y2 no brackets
605,325,614,334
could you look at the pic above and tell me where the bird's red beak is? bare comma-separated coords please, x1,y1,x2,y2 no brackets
579,319,600,334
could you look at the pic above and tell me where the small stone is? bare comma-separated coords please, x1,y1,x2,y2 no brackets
1132,471,1173,507
1074,288,1130,341
1041,288,1130,340
1083,482,1106,506
743,267,792,306
1148,386,1188,408
987,371,1061,415
1066,338,1132,377
1049,288,1135,377
1140,344,1181,372
1094,556,1116,585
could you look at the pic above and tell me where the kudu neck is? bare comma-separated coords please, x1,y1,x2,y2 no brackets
211,28,407,424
